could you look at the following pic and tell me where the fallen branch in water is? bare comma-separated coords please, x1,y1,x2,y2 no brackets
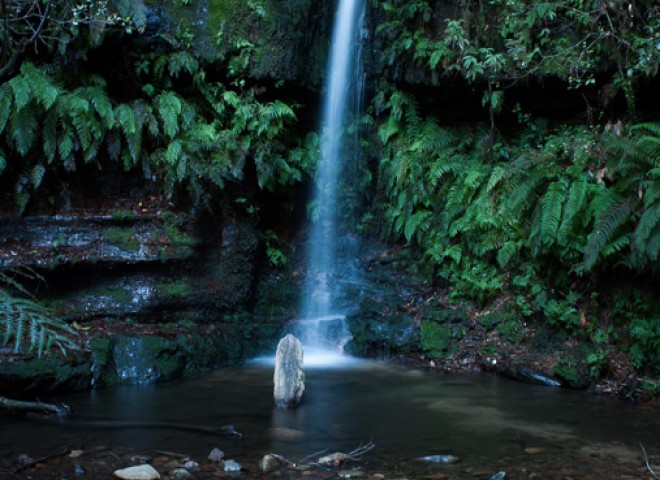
317,441,376,468
262,442,376,473
640,442,658,480
0,395,69,417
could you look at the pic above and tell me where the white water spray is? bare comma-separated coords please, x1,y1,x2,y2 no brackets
296,0,366,363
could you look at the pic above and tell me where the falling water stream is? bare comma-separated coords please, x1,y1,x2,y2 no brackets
295,0,366,362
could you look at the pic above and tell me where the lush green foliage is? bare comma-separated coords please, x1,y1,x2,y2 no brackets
372,85,658,365
0,51,315,211
375,0,659,109
0,268,78,357
370,0,659,372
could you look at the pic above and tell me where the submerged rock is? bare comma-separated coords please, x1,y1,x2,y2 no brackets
183,460,199,470
259,454,286,473
223,459,242,472
169,468,194,480
113,464,161,480
207,448,224,463
269,427,305,441
273,334,305,408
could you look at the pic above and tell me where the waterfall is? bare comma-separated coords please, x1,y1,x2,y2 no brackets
295,0,366,363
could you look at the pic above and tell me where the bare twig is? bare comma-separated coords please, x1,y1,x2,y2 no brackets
640,442,658,480
346,441,376,460
317,441,376,468
11,446,71,474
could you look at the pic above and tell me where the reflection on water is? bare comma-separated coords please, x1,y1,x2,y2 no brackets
1,362,658,473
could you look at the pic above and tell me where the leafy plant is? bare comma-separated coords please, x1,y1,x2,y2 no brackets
264,230,287,268
0,268,78,357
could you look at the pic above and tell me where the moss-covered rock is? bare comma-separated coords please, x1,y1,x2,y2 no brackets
554,346,597,390
142,0,332,86
0,352,92,398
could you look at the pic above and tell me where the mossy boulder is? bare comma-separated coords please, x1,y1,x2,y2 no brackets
347,313,418,357
554,346,597,389
0,352,92,398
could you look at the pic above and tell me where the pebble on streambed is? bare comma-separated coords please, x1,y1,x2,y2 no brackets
415,454,460,464
113,464,161,480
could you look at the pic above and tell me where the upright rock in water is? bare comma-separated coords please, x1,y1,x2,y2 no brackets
273,334,305,408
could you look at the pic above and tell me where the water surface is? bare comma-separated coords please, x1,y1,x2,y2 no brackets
1,362,658,478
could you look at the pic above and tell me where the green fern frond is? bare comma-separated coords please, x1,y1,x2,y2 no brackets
58,121,75,164
487,164,508,193
405,210,432,242
115,103,138,135
507,167,546,213
539,180,567,247
582,195,638,270
167,52,200,78
157,92,182,138
602,233,631,257
633,203,660,263
10,105,38,156
0,293,79,357
379,116,401,145
77,86,115,129
68,95,92,152
179,101,197,131
9,75,31,111
634,200,659,240
21,62,58,110
630,122,660,138
558,176,588,241
428,157,464,184
115,104,142,164
164,139,183,167
497,241,520,267
644,226,660,262
0,83,13,134
31,164,46,189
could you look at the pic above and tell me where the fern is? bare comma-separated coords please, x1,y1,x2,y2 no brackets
58,121,75,165
0,84,12,134
582,195,638,271
538,180,567,247
157,92,182,138
497,241,521,267
10,105,38,156
633,202,660,264
22,63,59,110
557,176,588,244
31,164,46,189
486,164,508,193
167,52,199,78
0,269,78,357
115,103,142,164
405,210,432,242
9,75,31,111
78,86,115,129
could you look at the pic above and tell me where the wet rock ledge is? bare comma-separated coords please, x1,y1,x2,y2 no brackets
0,204,281,397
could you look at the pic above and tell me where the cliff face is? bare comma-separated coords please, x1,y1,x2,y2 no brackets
141,0,335,88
